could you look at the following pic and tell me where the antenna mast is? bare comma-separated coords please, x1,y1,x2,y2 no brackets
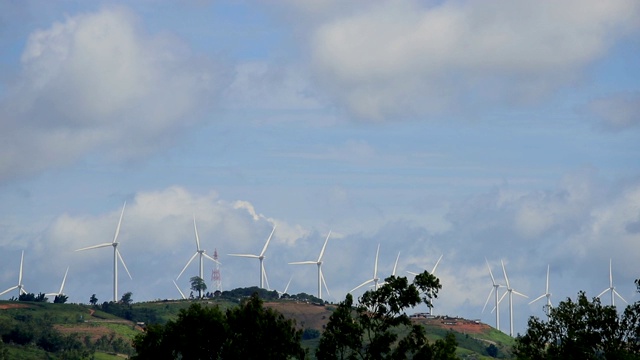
211,248,221,291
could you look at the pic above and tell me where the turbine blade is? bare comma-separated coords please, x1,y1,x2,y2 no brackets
20,287,27,295
283,276,293,294
497,291,507,305
117,249,133,280
193,215,201,251
373,244,380,278
203,253,220,265
513,290,528,298
349,278,373,293
597,288,609,298
177,252,199,280
228,254,259,258
613,289,627,304
431,254,443,274
288,261,316,265
609,258,613,287
75,243,112,252
545,264,550,293
482,287,495,313
392,252,401,276
260,225,277,257
317,231,331,262
112,202,126,244
501,260,510,289
59,267,69,294
18,251,24,284
45,293,57,297
529,294,547,305
486,258,496,285
262,262,270,290
0,286,19,297
320,269,331,298
173,280,186,300
406,271,418,276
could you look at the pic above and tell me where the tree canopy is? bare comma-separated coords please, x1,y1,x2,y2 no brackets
316,271,458,360
515,279,640,360
132,293,305,360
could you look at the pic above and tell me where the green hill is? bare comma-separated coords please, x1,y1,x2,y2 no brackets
1,296,515,359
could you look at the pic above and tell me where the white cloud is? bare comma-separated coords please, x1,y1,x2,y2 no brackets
305,0,640,120
0,6,227,183
585,92,640,131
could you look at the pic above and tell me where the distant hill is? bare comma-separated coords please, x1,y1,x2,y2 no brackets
1,293,515,359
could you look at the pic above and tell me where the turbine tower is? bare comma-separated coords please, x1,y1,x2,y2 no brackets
176,216,221,284
407,254,443,315
597,258,627,306
45,267,69,299
228,225,277,289
289,231,332,299
500,260,528,337
0,251,27,299
76,203,131,302
350,243,381,293
529,264,552,321
482,258,502,331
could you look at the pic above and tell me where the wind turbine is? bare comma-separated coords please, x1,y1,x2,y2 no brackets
407,254,443,315
276,276,293,298
173,280,186,300
349,244,381,293
529,264,552,321
228,225,277,289
289,231,332,299
499,260,528,337
45,267,69,299
482,258,502,331
176,216,221,284
0,251,27,299
75,202,132,302
597,258,627,306
378,251,401,287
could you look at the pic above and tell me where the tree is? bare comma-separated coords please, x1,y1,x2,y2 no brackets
89,294,98,306
120,292,133,306
316,271,458,360
53,294,68,304
190,276,207,298
132,294,305,360
515,282,640,360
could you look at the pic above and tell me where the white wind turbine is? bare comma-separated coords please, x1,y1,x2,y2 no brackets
176,216,221,286
529,264,552,321
378,251,401,287
228,225,277,289
349,244,381,293
597,258,627,307
173,280,186,300
75,202,132,302
0,251,27,299
407,254,443,315
289,231,332,299
482,258,503,331
45,267,70,299
498,260,528,337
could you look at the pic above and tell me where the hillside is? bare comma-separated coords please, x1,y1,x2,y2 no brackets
1,298,515,359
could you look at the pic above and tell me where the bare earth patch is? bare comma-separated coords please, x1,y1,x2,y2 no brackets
0,303,30,310
264,301,332,330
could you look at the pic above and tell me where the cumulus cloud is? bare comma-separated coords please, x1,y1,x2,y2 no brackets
0,6,227,183
302,0,640,120
585,92,640,131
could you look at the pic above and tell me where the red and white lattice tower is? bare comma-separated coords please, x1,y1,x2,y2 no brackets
211,248,221,291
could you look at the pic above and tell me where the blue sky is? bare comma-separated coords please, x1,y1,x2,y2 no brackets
1,0,639,336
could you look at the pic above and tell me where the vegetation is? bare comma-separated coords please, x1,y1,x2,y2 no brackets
316,271,458,359
515,278,640,359
132,293,305,359
189,276,207,298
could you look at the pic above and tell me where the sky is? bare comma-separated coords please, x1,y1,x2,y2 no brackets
0,0,639,336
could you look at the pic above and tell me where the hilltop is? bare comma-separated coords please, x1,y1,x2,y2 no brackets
0,294,515,359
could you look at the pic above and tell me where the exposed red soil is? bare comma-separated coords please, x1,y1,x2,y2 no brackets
264,301,332,330
0,303,30,310
412,317,491,335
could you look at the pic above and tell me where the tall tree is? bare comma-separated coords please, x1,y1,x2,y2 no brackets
515,281,640,360
190,276,207,298
120,292,133,306
89,294,98,306
317,271,457,360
